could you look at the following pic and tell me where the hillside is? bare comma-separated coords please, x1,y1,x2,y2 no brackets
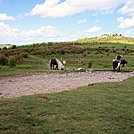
74,34,134,44
0,44,13,49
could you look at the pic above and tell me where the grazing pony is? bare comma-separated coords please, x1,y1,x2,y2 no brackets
50,59,66,70
113,59,127,71
75,59,84,64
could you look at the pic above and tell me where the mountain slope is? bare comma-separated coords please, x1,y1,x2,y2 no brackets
74,34,134,44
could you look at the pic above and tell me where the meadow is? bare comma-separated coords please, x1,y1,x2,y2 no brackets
0,36,134,76
0,76,134,134
0,35,134,133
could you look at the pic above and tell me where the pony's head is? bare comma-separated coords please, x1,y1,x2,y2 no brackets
62,60,66,65
61,64,64,70
125,59,128,65
121,59,128,67
56,59,65,70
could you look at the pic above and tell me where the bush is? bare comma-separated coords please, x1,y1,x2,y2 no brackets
0,55,8,65
11,45,17,49
88,61,93,68
3,47,7,50
8,56,17,67
23,53,28,58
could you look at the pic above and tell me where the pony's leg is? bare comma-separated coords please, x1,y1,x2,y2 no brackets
50,63,52,70
56,65,58,70
117,66,121,72
113,66,116,71
113,61,116,71
53,64,54,70
116,62,120,70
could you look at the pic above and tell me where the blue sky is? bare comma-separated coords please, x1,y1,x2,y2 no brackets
0,0,134,45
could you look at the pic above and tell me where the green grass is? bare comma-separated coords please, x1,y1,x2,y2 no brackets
0,40,134,77
0,52,133,76
0,77,134,134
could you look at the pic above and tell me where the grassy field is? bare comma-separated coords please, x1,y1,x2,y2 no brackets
0,52,134,76
0,36,134,133
0,77,134,134
0,35,134,76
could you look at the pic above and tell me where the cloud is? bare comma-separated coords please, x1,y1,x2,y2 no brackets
0,22,102,44
30,0,82,18
77,19,87,24
118,1,134,29
0,13,15,21
77,26,101,36
118,16,134,28
29,0,126,18
118,1,134,16
0,22,61,44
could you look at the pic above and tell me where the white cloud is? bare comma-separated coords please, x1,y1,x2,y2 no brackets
67,0,124,10
0,22,102,44
118,1,134,16
118,16,134,28
118,1,134,29
77,19,87,24
85,26,101,33
77,26,101,36
30,0,82,18
0,13,15,21
29,0,126,18
0,22,61,44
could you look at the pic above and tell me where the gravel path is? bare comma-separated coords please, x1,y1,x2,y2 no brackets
0,71,134,99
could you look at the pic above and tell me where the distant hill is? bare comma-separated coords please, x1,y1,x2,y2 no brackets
74,34,134,44
0,44,13,49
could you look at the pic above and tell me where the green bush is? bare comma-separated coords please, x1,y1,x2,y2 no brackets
0,55,8,65
11,45,17,49
88,61,93,68
8,56,17,67
23,53,28,58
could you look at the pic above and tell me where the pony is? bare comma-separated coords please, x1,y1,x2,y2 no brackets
113,59,127,71
75,59,84,64
50,59,66,70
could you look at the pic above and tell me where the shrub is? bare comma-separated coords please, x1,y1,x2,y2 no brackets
8,56,17,67
11,45,17,49
23,53,28,58
0,55,8,65
88,61,93,68
3,47,7,50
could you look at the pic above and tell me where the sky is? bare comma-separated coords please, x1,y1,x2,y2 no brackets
0,0,134,45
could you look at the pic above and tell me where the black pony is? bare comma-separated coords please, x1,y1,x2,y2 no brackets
113,59,127,71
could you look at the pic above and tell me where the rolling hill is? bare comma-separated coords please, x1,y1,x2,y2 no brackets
0,44,13,49
74,34,134,44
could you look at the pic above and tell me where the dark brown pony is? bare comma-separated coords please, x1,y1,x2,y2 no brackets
113,59,127,71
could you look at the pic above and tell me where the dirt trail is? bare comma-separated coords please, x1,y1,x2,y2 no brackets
0,71,134,99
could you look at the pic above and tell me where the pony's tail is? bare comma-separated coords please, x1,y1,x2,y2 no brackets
49,59,52,69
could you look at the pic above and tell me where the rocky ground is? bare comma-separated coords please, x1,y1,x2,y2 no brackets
0,71,134,99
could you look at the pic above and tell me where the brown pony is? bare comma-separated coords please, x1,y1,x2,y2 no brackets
113,59,127,71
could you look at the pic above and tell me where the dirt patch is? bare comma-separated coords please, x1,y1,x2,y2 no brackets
0,71,134,99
